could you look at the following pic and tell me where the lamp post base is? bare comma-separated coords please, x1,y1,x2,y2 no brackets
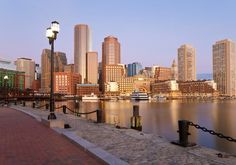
48,113,57,120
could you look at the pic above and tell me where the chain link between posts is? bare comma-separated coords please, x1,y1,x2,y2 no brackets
188,122,236,142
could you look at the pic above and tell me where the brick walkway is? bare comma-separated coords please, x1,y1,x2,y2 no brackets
0,107,105,165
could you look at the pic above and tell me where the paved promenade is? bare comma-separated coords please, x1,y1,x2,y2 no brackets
0,107,105,165
7,105,236,165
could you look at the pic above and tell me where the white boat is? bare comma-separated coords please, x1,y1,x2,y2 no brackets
82,93,99,101
131,92,149,100
156,95,167,101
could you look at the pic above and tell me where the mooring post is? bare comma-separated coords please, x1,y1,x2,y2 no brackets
96,109,102,123
172,120,196,147
130,105,142,131
178,120,190,147
63,105,67,114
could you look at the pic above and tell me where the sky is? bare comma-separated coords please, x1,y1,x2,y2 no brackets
1,0,236,74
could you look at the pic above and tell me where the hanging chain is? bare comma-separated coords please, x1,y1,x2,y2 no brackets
188,122,236,142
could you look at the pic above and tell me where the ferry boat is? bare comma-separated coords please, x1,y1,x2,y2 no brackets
131,92,149,101
82,93,99,102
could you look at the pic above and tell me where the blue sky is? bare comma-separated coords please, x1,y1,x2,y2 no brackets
0,0,236,73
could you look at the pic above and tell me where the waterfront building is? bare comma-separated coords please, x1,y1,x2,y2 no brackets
15,58,35,89
171,59,178,80
127,62,142,77
64,64,74,73
103,64,125,95
76,84,99,96
86,52,98,84
178,80,218,97
0,68,25,97
178,44,196,81
54,72,81,95
119,75,153,95
0,58,16,70
151,80,180,97
154,67,172,81
213,39,236,96
74,24,91,83
103,64,125,84
40,49,67,93
104,81,120,96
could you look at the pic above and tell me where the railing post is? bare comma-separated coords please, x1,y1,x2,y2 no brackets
96,109,102,123
46,103,49,110
63,105,67,114
32,102,35,108
130,105,142,131
172,120,196,147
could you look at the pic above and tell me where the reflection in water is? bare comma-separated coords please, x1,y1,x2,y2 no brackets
53,99,236,154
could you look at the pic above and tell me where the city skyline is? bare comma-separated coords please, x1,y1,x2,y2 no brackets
1,1,236,73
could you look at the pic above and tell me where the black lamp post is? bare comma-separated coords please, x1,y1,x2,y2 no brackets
46,21,60,120
4,75,9,105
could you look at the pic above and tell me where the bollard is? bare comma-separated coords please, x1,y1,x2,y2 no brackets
172,120,196,147
32,102,35,108
23,102,25,107
14,101,17,105
130,105,142,131
63,105,67,114
75,101,79,109
96,109,102,123
46,104,49,110
133,105,139,117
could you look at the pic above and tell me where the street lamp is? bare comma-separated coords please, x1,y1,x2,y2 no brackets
46,21,60,120
4,75,9,105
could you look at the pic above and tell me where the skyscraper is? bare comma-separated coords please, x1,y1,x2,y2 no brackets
102,36,121,92
40,49,67,93
74,24,91,83
15,58,35,89
213,39,236,96
86,52,98,84
127,62,142,77
178,44,196,81
102,36,120,67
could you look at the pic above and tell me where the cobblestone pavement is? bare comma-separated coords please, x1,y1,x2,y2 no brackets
12,105,236,165
0,107,105,165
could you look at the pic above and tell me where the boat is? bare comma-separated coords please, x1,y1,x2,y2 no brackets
156,95,167,101
131,92,149,101
82,93,99,102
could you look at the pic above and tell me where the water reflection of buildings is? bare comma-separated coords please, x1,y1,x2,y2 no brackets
214,101,236,154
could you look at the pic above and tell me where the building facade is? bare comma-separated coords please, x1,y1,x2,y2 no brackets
171,59,178,80
15,58,35,89
76,84,100,96
0,68,25,97
74,24,91,83
86,52,98,84
54,72,81,95
213,39,236,96
127,62,142,77
64,64,74,73
154,67,172,81
178,44,196,81
40,49,67,93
